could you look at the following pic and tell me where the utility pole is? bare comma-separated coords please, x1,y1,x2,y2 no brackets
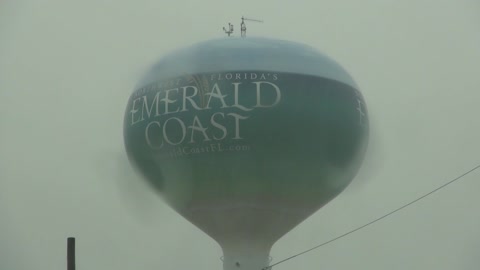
67,237,76,270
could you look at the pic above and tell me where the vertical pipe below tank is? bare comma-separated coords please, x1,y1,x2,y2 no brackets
222,240,272,270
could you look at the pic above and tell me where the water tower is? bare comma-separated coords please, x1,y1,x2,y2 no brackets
124,34,368,270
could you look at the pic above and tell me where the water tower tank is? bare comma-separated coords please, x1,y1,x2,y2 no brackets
124,37,369,270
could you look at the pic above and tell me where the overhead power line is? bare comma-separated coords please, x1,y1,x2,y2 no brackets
263,163,480,270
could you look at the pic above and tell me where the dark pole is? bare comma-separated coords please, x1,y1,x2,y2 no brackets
67,237,76,270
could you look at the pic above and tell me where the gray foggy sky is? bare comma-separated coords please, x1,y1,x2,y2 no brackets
1,0,480,269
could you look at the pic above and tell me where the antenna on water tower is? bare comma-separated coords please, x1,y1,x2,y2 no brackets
222,17,263,37
223,23,234,37
241,16,264,37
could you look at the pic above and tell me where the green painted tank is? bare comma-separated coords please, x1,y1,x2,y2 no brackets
124,37,369,270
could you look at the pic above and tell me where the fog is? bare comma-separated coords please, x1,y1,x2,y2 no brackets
1,1,480,269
